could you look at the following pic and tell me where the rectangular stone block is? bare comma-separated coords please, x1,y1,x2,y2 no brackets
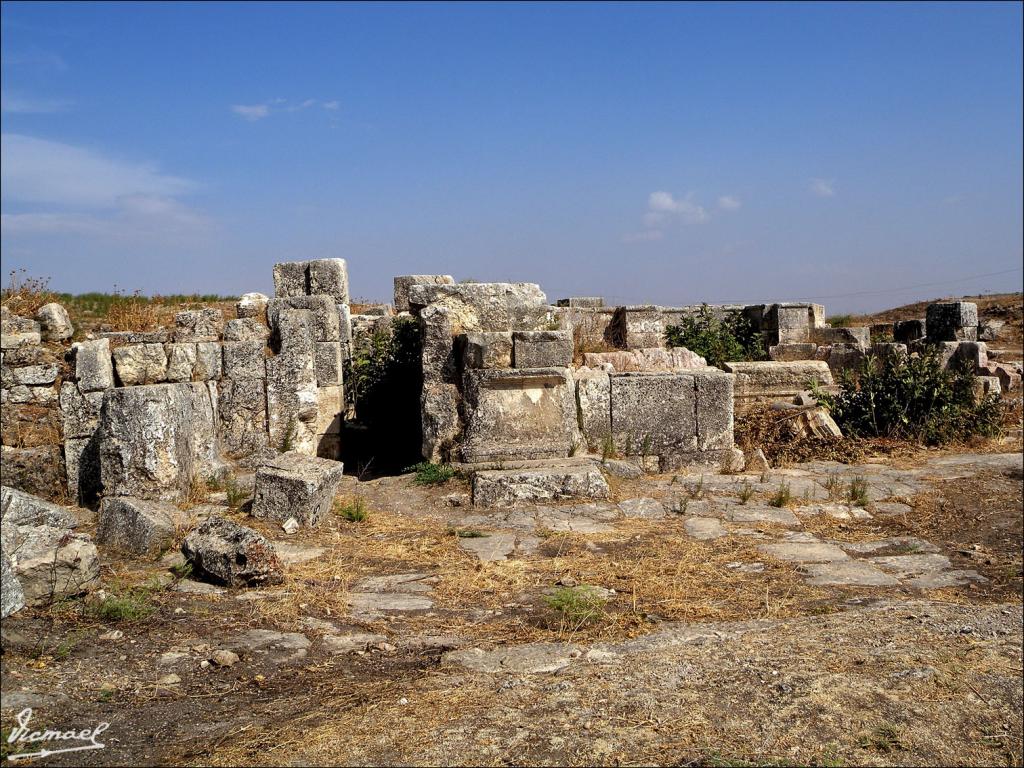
0,363,60,387
461,367,579,462
893,319,926,344
406,282,549,332
222,340,266,380
224,317,270,342
59,382,104,438
72,338,114,392
610,373,697,456
768,343,819,362
314,342,343,386
165,343,198,382
695,371,734,451
513,331,573,368
461,332,513,369
308,258,349,304
268,295,340,342
251,450,345,527
724,360,834,410
926,302,978,342
576,371,611,450
195,342,222,380
97,497,188,556
316,385,343,435
810,326,871,349
174,308,224,342
556,297,604,308
273,260,309,298
394,275,455,313
472,465,609,508
112,343,167,385
266,310,318,454
218,377,268,455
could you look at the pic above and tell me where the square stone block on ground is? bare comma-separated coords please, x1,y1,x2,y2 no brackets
251,450,345,527
472,465,610,507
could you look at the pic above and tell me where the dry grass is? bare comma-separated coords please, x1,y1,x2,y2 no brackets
0,269,58,316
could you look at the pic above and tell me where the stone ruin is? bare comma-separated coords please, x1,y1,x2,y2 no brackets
2,260,1021,616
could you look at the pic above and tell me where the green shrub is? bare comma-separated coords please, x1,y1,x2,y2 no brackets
336,497,369,522
544,586,605,626
827,314,855,328
769,481,792,508
847,477,869,507
408,461,456,485
816,350,1002,445
664,304,765,368
90,589,157,622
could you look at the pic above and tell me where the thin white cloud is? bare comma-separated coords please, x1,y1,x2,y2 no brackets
648,190,709,224
1,94,72,114
323,100,340,110
717,195,741,210
231,104,270,121
809,178,835,198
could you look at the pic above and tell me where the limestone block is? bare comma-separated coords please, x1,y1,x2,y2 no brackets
2,524,99,605
581,347,708,372
218,378,268,455
165,343,198,382
952,341,988,371
420,304,456,383
34,303,73,341
64,435,102,506
113,343,167,385
308,258,349,304
926,302,978,342
695,371,734,451
765,304,816,343
870,342,909,365
893,319,926,344
195,342,222,380
236,292,269,320
513,331,573,368
609,373,697,456
99,330,170,344
472,466,609,508
2,342,59,367
394,274,454,313
338,303,352,345
978,319,1004,342
99,383,195,502
316,385,343,435
268,295,340,342
266,310,318,454
768,343,819,362
810,326,871,349
174,308,224,342
224,317,271,342
181,515,283,586
420,381,461,463
406,282,549,333
73,338,114,392
1,309,39,336
0,445,64,499
97,496,189,556
273,260,309,298
222,340,266,379
725,360,834,410
575,371,611,450
188,381,221,477
973,376,1001,400
0,362,60,386
1,486,79,529
59,382,104,438
823,344,866,376
1,551,24,618
461,368,579,462
251,451,345,527
2,384,57,405
461,332,513,370
315,342,343,386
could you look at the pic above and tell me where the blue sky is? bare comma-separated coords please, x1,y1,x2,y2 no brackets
2,2,1021,312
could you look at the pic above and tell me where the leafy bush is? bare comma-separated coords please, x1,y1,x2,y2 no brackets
664,304,765,368
827,314,855,328
408,461,456,485
544,586,605,627
816,350,1002,445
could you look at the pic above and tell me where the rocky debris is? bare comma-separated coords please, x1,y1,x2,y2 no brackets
472,465,609,507
221,629,311,664
181,515,283,587
96,497,190,556
211,649,240,667
786,407,843,439
251,451,344,527
1,486,80,528
1,524,100,606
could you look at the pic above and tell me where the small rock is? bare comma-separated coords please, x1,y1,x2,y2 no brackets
157,673,181,686
200,660,211,669
211,649,240,667
281,517,300,535
376,642,397,653
98,630,123,641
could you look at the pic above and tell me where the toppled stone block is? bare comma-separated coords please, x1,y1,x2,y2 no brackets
788,407,843,439
407,282,549,332
581,347,708,372
225,317,271,342
461,332,513,369
513,331,573,368
394,275,455,312
99,383,194,502
745,447,771,473
308,258,350,304
768,343,819,362
461,368,579,462
181,515,283,586
472,465,609,507
251,451,345,527
1,486,79,528
35,303,74,341
0,445,65,499
1,551,24,618
273,260,310,298
113,343,168,385
984,362,1021,393
236,292,269,320
576,371,611,450
314,342,343,386
266,310,319,454
73,338,114,392
926,302,978,342
268,295,340,342
2,524,99,605
810,326,870,349
174,309,223,342
893,319,926,344
97,497,189,556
